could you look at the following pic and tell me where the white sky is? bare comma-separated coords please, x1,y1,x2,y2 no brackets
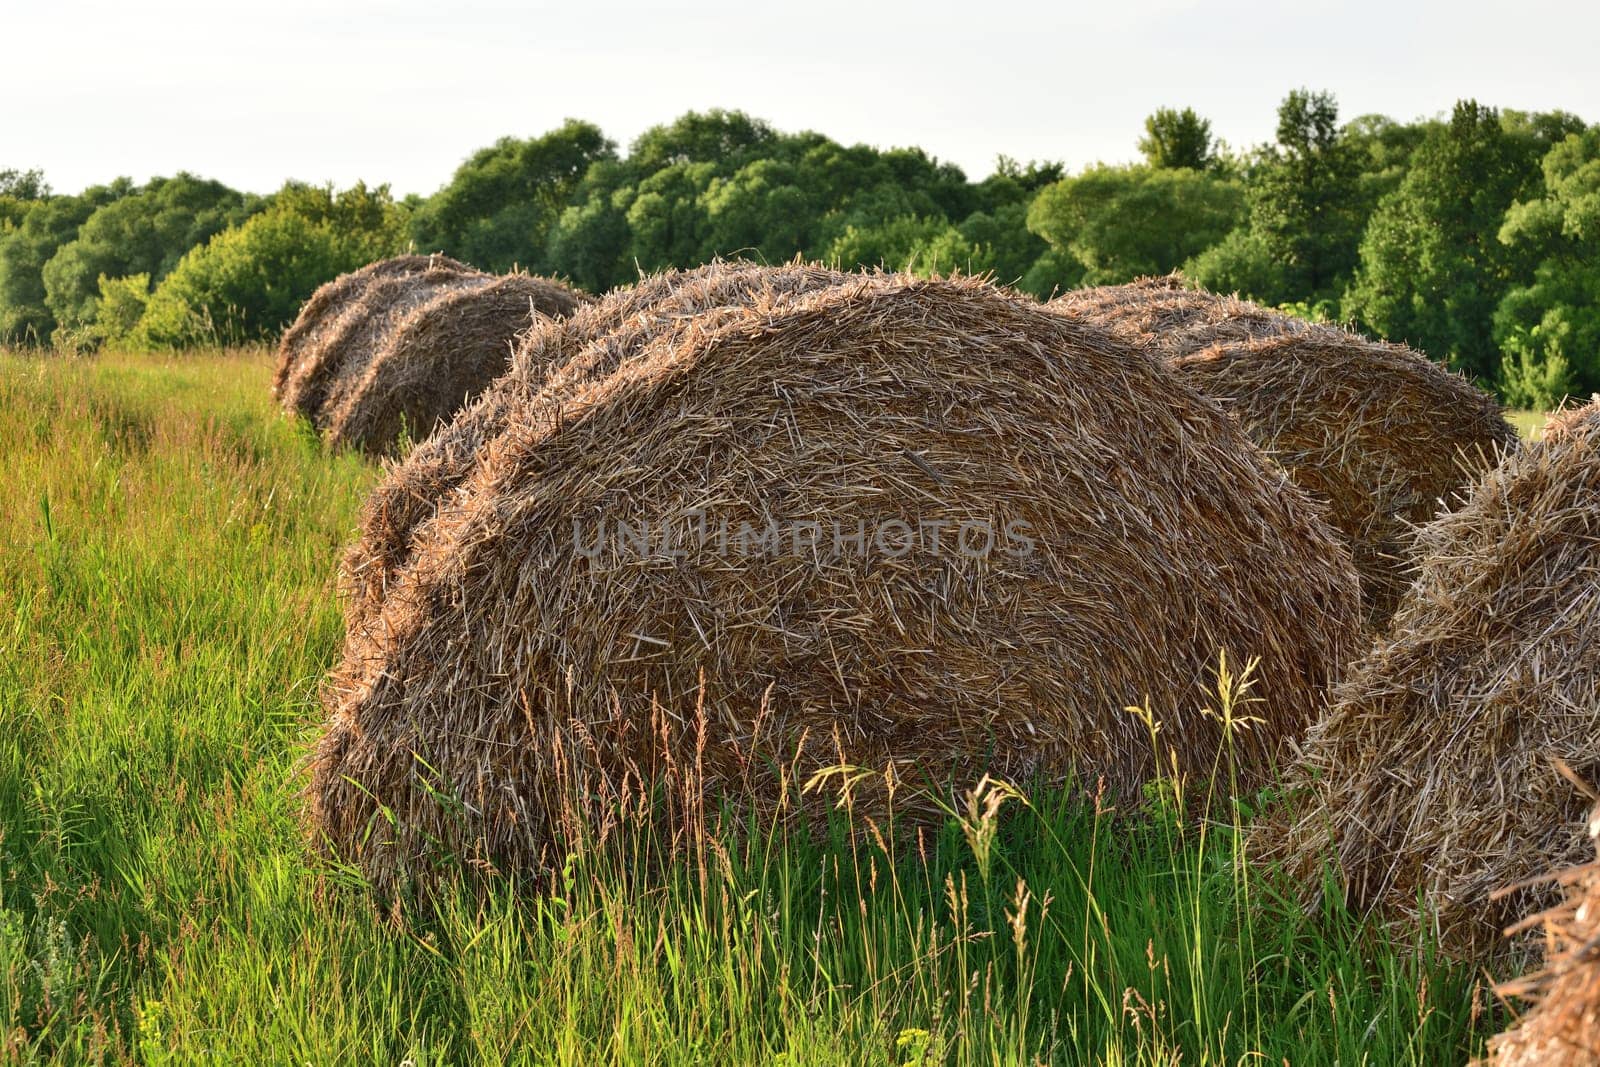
5,0,1597,197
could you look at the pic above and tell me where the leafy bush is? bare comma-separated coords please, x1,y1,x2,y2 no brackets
1492,129,1600,398
42,174,255,341
91,273,151,349
136,183,407,349
1342,102,1572,379
1027,164,1243,284
0,180,132,345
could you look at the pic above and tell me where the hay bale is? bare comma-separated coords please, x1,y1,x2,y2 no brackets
1052,279,1518,626
1050,273,1306,358
321,274,585,456
312,271,1361,895
338,260,852,625
1171,332,1519,625
1256,398,1600,953
1487,800,1600,1066
273,254,471,400
278,263,491,429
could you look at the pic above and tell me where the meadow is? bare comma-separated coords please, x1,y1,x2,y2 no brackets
0,349,1518,1064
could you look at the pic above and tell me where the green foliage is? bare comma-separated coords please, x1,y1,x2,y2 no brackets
1018,247,1087,299
0,167,49,200
956,202,1050,287
544,183,633,294
410,119,615,273
136,183,407,348
628,108,779,171
89,273,151,349
530,112,1010,293
823,213,1033,282
41,173,255,343
1027,164,1243,284
1343,101,1569,378
1184,227,1286,299
1139,107,1217,171
622,160,720,271
0,179,133,345
1493,128,1600,398
1343,112,1430,212
1498,332,1577,410
824,214,959,272
3,101,1597,399
0,169,50,232
1188,91,1367,305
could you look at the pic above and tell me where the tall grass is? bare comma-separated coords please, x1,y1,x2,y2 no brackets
0,350,1497,1064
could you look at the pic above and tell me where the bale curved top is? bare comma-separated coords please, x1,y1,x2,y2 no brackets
273,254,471,400
1255,398,1600,953
313,271,1361,896
321,273,585,456
339,260,850,624
1051,280,1517,626
1050,275,1307,358
1172,331,1519,624
279,264,490,429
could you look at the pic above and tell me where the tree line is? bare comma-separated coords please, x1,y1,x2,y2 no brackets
2,92,1595,407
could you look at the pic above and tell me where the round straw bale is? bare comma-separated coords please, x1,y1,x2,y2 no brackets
312,272,1361,895
273,254,471,400
1171,332,1519,625
1486,801,1600,1066
1052,279,1518,626
338,260,851,625
1255,398,1600,953
1050,273,1306,357
321,274,586,456
279,263,491,429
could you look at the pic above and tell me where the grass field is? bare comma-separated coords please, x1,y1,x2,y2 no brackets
0,350,1507,1064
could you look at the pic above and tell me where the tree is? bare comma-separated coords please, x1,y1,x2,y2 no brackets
628,110,777,172
137,182,407,348
824,215,961,273
1190,91,1366,304
410,119,615,273
0,168,48,201
528,114,994,291
0,179,132,345
41,173,255,345
1183,227,1287,302
979,156,1065,206
0,169,49,230
1138,107,1216,171
1493,127,1600,402
1343,113,1428,206
956,202,1049,287
623,161,720,272
700,158,816,262
544,186,633,294
88,273,151,349
1027,164,1243,284
1342,100,1553,378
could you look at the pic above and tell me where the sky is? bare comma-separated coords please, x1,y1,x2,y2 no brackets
5,0,1598,197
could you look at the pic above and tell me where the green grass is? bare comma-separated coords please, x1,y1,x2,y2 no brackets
1508,409,1551,440
0,350,1500,1064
